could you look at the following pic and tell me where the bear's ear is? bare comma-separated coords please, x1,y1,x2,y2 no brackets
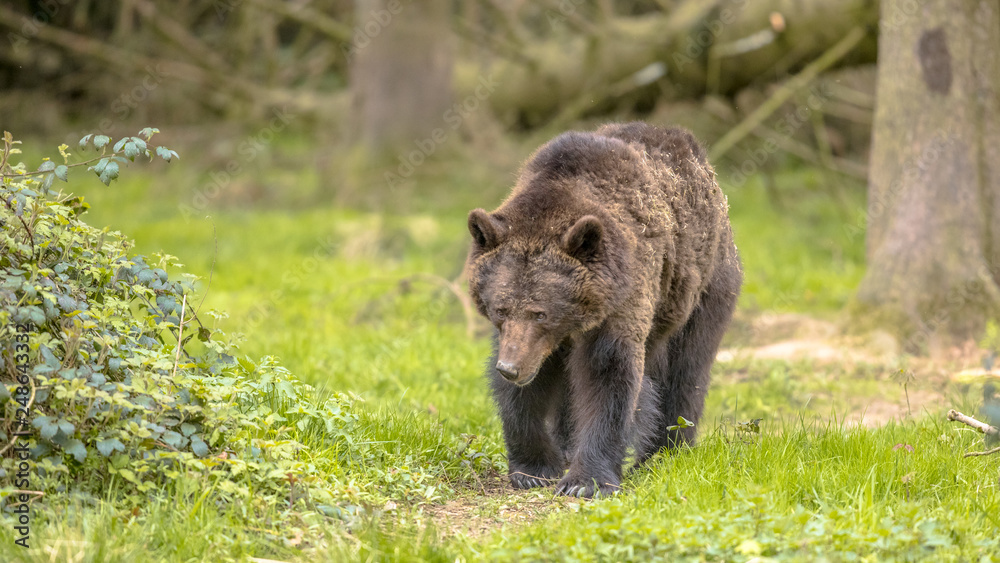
562,215,603,262
468,209,501,251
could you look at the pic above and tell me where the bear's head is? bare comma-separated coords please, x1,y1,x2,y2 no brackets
466,209,610,386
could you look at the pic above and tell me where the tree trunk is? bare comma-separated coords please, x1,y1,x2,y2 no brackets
350,0,453,150
855,0,1000,350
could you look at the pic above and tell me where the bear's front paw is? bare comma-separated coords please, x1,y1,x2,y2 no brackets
508,465,562,489
555,474,620,498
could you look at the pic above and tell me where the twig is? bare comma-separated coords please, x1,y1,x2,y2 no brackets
538,0,601,35
132,0,233,75
749,125,868,179
171,293,188,381
195,223,218,315
947,409,1000,438
0,154,112,179
709,26,867,161
964,445,1000,458
0,4,328,114
1,193,35,261
947,409,1000,456
244,0,352,43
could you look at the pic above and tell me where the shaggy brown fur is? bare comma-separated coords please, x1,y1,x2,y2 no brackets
466,122,742,497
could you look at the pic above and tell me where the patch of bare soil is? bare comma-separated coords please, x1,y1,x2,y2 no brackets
718,313,997,427
841,389,945,428
419,476,573,541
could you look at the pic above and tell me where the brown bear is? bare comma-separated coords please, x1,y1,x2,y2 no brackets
465,122,742,498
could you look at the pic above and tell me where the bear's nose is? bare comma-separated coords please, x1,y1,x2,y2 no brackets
496,360,520,381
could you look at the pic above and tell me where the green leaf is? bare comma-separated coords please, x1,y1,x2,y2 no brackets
238,356,257,374
155,146,178,162
54,165,69,181
96,438,125,457
39,345,60,368
190,436,209,457
40,420,59,440
277,380,296,400
113,137,128,152
138,127,159,140
161,430,184,448
93,135,111,149
180,422,198,437
91,158,109,174
78,134,94,149
99,161,120,186
64,439,87,463
124,141,140,161
41,173,56,191
37,160,55,172
57,419,75,436
117,468,139,484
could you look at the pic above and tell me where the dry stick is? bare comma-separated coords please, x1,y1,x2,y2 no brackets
132,0,233,74
708,26,867,162
947,409,1000,457
749,125,868,179
0,5,323,113
171,293,188,382
538,0,601,35
544,0,720,132
947,409,1000,437
964,445,1000,457
244,0,352,43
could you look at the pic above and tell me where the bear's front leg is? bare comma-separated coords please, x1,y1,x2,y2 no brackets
490,348,569,489
557,330,643,498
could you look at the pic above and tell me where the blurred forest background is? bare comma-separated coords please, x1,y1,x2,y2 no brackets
2,0,998,353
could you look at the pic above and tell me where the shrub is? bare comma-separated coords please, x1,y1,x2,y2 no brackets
0,130,356,517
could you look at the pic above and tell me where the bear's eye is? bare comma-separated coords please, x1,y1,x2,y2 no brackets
534,312,547,322
494,307,509,320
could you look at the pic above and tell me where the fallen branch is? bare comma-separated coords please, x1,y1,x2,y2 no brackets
244,0,352,43
947,409,1000,457
947,409,1000,437
964,445,1000,457
709,26,867,161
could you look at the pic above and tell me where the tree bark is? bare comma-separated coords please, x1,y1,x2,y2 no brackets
350,0,453,150
856,0,1000,349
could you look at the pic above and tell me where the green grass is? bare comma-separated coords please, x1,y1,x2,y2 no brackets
4,135,997,562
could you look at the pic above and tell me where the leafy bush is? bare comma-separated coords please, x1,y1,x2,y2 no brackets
0,131,357,516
